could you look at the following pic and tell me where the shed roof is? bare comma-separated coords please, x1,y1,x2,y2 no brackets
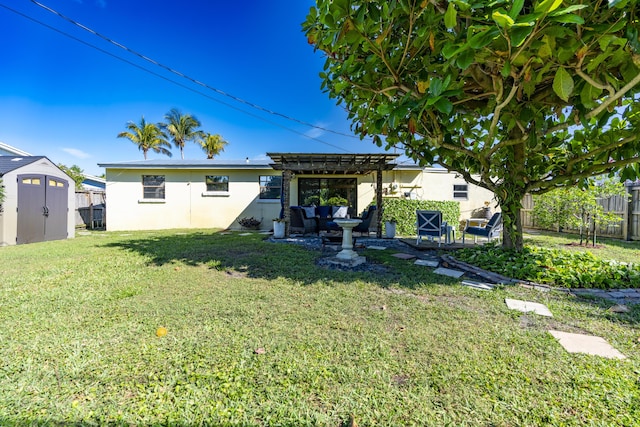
0,156,46,176
267,153,399,175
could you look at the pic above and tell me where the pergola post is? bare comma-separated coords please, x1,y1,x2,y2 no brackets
282,169,292,237
376,166,383,238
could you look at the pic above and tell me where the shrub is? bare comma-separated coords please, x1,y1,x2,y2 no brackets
455,244,640,289
238,216,261,229
381,199,460,236
326,196,348,206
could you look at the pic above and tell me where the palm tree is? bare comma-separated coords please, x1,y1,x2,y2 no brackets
199,133,228,159
117,116,172,160
162,108,202,159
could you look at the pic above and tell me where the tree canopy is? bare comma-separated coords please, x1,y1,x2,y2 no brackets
117,116,172,160
304,0,640,250
199,133,229,159
58,164,85,190
162,108,203,160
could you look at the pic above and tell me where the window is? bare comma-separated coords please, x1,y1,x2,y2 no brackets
259,175,282,199
453,184,468,199
298,178,357,207
206,175,229,192
142,175,165,199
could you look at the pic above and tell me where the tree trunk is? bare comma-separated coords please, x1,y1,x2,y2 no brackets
498,191,524,250
497,134,526,251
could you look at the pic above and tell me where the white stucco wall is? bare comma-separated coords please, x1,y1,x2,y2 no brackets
104,165,498,232
381,168,498,219
105,168,282,231
0,159,75,246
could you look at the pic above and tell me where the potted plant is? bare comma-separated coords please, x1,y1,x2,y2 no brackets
384,218,397,238
482,201,493,219
238,216,262,230
272,218,286,238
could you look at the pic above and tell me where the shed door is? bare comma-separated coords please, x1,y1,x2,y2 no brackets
17,175,46,244
43,177,69,241
16,174,69,244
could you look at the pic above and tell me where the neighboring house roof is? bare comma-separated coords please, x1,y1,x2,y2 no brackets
0,156,46,176
0,142,32,157
98,159,274,169
81,174,106,190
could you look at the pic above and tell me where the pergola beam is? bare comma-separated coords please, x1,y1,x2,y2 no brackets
267,153,399,237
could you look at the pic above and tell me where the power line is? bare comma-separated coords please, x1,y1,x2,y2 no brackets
30,0,364,142
0,3,354,153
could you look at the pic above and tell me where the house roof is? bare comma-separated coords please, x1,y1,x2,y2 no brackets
0,156,46,176
267,153,400,175
0,142,32,157
97,159,273,170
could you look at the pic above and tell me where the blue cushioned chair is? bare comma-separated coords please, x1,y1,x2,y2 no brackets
462,212,502,244
353,205,376,236
416,210,447,246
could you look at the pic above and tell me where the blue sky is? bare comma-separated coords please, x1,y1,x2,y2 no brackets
0,1,393,176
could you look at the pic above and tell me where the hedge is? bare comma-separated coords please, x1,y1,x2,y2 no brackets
380,198,460,236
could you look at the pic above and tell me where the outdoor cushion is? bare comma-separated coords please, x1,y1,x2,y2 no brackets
316,205,331,218
332,205,349,218
303,206,316,218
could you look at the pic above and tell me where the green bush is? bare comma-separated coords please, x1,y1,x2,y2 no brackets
381,198,460,236
326,196,348,206
455,243,640,289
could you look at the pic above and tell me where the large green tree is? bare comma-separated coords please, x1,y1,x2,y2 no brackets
117,116,172,160
162,108,203,160
304,0,640,250
199,133,228,159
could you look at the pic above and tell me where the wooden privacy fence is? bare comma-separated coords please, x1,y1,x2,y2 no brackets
75,190,106,229
521,183,640,241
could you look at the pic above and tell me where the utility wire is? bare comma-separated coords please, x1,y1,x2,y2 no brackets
0,2,354,153
30,0,364,142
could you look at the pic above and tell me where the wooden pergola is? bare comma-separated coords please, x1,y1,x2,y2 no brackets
267,153,400,238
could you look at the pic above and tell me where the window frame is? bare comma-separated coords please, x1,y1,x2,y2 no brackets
203,175,230,196
259,175,282,200
142,175,165,200
453,184,468,200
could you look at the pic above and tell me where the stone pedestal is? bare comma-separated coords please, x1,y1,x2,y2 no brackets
334,219,364,262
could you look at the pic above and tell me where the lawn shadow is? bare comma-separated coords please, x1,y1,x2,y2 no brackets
102,231,459,289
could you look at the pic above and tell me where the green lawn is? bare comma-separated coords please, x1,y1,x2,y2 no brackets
1,230,639,426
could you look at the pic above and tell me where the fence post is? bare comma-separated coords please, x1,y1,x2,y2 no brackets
626,184,633,241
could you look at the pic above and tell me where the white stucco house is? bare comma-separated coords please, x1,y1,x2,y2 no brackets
98,153,496,232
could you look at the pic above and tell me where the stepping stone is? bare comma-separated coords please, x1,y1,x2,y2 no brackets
392,253,416,260
239,233,253,236
461,280,494,290
548,330,626,359
433,267,464,278
414,259,439,267
367,245,387,250
505,298,553,317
